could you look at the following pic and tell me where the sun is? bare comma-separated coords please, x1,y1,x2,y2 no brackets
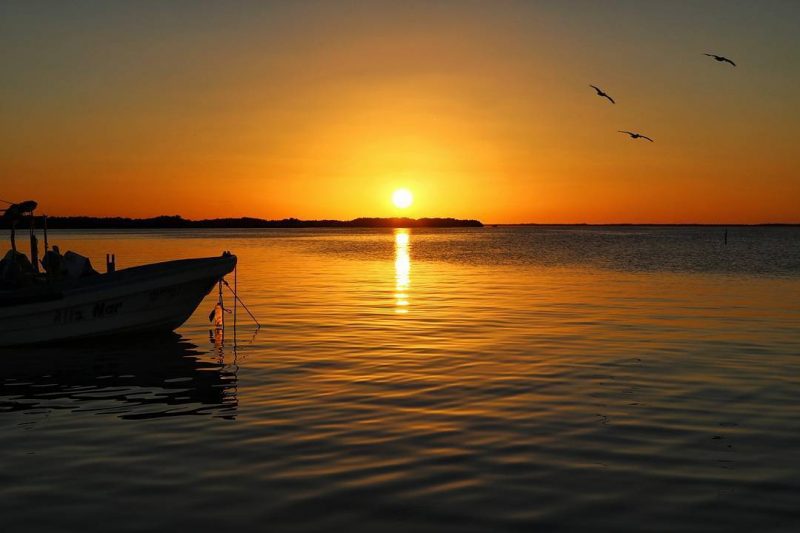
392,188,413,209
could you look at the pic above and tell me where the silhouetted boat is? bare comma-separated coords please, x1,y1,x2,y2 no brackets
1,198,237,346
0,254,236,346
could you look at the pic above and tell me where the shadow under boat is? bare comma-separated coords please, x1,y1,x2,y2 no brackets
0,333,238,421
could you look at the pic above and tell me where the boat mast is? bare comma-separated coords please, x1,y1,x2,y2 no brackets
28,207,39,273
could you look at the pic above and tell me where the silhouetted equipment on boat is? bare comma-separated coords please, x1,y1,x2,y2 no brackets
222,277,260,328
1,199,239,346
208,261,260,346
1,200,38,224
1,200,41,287
1,199,37,257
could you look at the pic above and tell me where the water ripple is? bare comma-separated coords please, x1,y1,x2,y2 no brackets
1,227,799,531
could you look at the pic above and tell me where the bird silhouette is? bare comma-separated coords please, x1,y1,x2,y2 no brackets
619,130,654,142
704,53,736,67
590,85,615,104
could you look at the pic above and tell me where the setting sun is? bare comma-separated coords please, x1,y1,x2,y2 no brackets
392,188,413,209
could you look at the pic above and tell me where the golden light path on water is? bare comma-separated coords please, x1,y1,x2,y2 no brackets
394,229,410,314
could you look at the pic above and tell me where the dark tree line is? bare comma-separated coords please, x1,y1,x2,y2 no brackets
1,215,483,230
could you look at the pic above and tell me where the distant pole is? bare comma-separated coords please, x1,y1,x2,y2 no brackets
43,214,49,252
724,229,728,245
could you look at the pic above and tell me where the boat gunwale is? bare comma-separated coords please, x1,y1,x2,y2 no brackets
0,255,236,312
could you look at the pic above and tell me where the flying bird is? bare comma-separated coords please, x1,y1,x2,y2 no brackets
704,53,736,67
619,130,654,142
590,85,615,104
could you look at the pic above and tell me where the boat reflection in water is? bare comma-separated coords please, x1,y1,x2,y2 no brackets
394,229,410,314
0,333,238,421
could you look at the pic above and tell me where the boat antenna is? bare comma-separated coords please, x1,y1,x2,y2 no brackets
0,198,15,205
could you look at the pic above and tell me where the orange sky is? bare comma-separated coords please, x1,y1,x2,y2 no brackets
1,1,799,223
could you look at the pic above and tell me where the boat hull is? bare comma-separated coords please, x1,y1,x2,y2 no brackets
0,255,236,347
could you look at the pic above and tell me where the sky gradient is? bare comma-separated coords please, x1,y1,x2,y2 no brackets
2,0,799,223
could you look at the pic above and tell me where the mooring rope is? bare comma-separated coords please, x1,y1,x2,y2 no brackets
222,277,261,328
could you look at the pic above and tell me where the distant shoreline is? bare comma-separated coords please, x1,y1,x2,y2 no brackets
1,216,483,229
492,223,800,227
3,216,797,230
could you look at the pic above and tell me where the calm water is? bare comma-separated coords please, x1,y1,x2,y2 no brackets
2,226,799,532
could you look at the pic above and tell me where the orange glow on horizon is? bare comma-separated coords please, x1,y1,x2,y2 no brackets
1,3,798,224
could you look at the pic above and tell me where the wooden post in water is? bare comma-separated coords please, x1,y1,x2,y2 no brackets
43,214,49,253
724,229,728,245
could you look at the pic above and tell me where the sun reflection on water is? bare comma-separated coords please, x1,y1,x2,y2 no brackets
394,229,410,313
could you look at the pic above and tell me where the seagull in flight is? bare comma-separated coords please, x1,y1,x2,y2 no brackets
704,53,736,67
619,130,653,142
590,85,615,104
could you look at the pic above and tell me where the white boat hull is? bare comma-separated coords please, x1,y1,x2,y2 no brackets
0,255,236,346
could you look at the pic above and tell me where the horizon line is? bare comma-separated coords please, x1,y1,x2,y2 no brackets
5,213,799,228
14,214,800,225
490,222,800,227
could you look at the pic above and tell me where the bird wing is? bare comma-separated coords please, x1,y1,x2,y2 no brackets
590,84,601,93
618,130,633,135
604,94,615,104
703,53,715,57
723,57,736,66
641,135,654,142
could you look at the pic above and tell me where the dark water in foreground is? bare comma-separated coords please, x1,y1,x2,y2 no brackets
2,226,799,532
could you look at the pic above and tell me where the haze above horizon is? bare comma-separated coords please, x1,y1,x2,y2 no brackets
2,1,798,224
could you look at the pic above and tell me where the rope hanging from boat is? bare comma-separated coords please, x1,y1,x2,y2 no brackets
234,263,237,330
222,271,260,328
